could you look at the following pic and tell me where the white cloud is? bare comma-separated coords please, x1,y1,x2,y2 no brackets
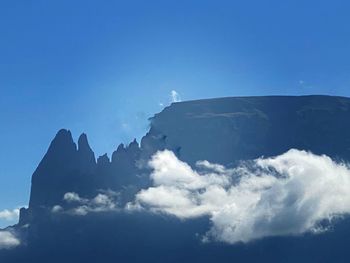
58,191,119,216
171,90,181,103
0,209,20,221
52,205,63,213
0,231,20,249
131,149,350,244
63,192,87,203
93,193,115,207
72,205,90,216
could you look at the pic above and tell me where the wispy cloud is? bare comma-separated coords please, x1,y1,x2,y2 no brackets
171,90,181,103
0,230,20,249
129,149,350,244
53,190,119,216
63,192,87,203
0,208,20,221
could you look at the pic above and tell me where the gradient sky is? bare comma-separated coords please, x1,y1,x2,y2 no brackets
1,0,350,227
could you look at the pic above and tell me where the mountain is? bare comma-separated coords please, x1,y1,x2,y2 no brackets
2,95,350,263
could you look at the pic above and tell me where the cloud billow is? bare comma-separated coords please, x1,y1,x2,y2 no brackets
53,190,119,216
131,149,350,244
0,231,20,249
0,208,20,221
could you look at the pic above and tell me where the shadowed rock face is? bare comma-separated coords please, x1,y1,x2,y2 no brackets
5,95,350,263
150,95,350,165
77,133,96,174
29,129,81,210
27,131,145,220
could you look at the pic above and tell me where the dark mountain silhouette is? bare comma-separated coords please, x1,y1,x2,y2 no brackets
2,95,350,262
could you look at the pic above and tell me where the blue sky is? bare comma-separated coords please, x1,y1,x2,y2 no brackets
1,0,350,227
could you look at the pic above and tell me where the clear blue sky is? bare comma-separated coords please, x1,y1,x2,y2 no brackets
1,0,350,227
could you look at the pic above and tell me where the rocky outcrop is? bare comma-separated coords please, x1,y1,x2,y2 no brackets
77,133,96,174
28,129,79,210
26,132,147,225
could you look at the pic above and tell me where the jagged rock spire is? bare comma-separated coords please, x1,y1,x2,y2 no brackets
29,129,78,209
78,133,96,173
97,153,110,166
46,129,77,158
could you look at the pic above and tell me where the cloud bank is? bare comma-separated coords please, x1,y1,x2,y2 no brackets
131,149,350,244
0,231,20,249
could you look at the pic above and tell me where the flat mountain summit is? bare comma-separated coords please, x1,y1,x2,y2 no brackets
3,95,350,263
152,95,350,164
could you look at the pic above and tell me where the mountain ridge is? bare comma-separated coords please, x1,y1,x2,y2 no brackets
3,95,350,263
22,95,350,225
